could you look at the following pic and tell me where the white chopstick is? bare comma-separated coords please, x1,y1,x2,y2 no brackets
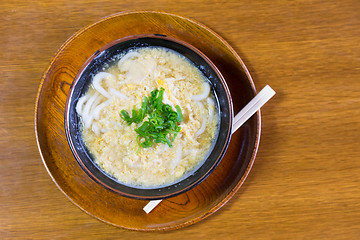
143,85,276,214
143,199,162,214
232,85,276,133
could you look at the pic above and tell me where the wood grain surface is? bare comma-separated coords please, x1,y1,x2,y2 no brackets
1,0,360,239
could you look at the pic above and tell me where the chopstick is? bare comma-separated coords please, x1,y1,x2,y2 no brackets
143,85,276,214
232,85,276,133
143,199,162,214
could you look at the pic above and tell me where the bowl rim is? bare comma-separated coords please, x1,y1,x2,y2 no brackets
64,34,234,200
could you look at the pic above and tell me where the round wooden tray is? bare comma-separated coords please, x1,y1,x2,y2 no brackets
35,11,260,231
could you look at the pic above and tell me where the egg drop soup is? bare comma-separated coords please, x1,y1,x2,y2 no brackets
76,47,219,188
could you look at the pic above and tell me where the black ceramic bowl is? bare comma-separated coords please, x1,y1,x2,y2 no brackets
65,34,233,200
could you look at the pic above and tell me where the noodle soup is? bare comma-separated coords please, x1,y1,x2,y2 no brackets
76,47,219,188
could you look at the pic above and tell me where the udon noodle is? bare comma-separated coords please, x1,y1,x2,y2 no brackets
76,47,219,187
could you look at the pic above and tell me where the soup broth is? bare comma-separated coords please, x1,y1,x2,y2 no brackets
76,47,219,188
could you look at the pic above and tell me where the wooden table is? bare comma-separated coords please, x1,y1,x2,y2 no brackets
1,0,359,239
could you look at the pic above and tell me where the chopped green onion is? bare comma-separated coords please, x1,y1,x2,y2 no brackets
120,88,183,148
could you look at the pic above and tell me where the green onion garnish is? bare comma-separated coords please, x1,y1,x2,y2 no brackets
120,88,183,149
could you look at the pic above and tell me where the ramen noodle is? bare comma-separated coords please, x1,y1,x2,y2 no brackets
76,47,219,187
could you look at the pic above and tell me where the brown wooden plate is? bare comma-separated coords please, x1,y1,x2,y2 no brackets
35,11,260,231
